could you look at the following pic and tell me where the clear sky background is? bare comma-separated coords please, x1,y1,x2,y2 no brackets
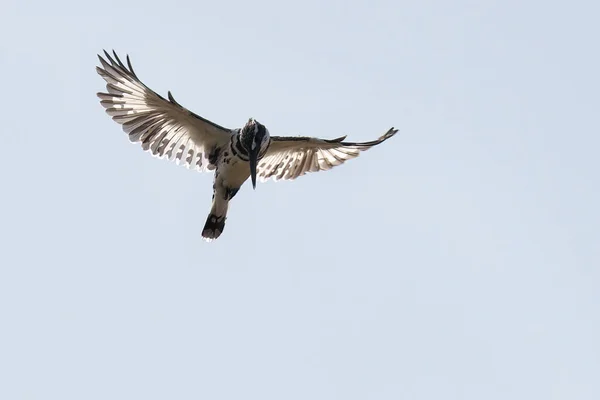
1,1,598,399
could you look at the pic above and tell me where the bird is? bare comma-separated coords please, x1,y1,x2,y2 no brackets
96,50,398,241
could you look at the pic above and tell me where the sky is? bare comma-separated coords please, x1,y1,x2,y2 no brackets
1,0,599,399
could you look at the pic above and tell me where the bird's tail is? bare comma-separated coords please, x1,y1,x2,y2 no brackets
202,196,229,242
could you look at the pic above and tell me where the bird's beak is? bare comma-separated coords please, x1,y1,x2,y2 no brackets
249,149,258,190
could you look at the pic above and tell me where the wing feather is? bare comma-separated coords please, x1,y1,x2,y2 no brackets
257,128,397,182
96,50,232,172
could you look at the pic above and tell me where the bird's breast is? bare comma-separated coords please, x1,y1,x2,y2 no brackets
218,156,251,188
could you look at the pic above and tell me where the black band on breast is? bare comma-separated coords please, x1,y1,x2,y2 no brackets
230,135,250,161
230,132,271,162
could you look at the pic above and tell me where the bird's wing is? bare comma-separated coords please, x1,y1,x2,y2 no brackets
96,50,233,172
257,127,398,182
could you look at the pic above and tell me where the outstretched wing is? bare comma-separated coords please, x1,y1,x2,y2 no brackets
257,127,397,182
96,50,232,172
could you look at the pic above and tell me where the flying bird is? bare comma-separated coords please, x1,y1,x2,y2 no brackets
96,50,398,241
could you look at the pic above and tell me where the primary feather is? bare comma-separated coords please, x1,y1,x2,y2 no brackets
96,50,232,172
258,128,398,181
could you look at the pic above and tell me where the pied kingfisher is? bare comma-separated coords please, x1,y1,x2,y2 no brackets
96,50,398,241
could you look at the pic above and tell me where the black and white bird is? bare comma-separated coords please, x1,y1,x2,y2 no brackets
96,50,398,241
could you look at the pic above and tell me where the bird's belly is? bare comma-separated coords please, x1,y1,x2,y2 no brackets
219,159,250,188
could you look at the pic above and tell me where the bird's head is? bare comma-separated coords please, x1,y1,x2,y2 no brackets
240,118,271,189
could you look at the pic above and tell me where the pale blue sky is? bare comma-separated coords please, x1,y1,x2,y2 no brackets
1,1,599,399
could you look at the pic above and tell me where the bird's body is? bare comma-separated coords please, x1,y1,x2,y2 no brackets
96,50,398,241
203,136,255,240
203,157,244,240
